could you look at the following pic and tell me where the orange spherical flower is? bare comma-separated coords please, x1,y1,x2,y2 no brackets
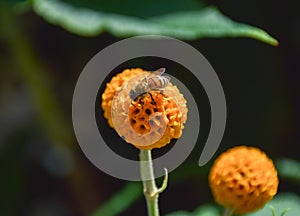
102,68,146,128
209,146,279,214
101,68,188,150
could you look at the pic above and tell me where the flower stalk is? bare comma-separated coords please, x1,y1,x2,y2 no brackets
139,149,168,216
222,207,233,216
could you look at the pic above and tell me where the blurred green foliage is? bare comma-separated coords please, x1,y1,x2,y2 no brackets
245,193,300,216
92,182,141,216
91,158,300,216
276,158,300,183
1,0,299,216
164,193,300,216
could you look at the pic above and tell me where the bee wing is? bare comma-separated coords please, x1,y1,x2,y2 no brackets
165,75,171,81
152,67,166,76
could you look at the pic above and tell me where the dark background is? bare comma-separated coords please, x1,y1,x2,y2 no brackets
0,0,299,215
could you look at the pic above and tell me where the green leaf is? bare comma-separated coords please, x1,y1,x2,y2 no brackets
276,158,300,183
166,211,191,216
166,204,220,216
279,208,291,216
32,0,278,45
193,204,221,216
245,193,300,216
269,205,276,216
92,182,141,216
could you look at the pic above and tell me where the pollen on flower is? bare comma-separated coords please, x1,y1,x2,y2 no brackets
101,68,188,150
127,91,183,149
208,146,279,214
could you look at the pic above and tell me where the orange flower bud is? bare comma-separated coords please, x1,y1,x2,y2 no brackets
209,146,279,214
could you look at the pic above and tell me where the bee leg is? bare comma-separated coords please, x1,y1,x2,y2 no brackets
159,90,166,97
148,92,157,106
131,101,136,107
138,97,144,108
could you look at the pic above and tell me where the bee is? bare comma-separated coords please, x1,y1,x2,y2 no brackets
129,68,171,100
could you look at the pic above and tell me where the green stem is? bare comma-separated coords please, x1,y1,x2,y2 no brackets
139,149,162,216
222,207,234,216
